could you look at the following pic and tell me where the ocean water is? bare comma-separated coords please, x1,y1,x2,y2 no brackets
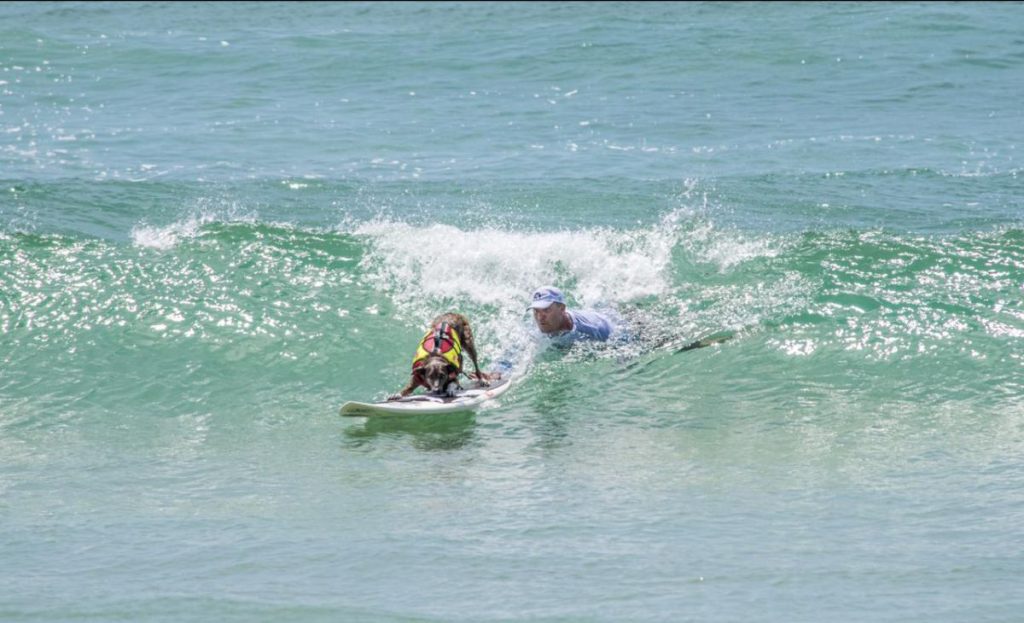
2,2,1024,621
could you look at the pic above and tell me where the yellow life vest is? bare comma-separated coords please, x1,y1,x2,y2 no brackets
411,322,463,373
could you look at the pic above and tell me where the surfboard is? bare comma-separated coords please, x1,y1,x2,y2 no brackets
339,377,514,417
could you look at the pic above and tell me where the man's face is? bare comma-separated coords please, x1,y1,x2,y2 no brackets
532,303,565,334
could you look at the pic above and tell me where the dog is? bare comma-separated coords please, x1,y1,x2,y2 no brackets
389,313,490,400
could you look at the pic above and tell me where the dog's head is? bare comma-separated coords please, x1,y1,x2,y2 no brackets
420,356,453,394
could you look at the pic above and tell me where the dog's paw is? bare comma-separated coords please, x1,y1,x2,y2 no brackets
445,384,460,397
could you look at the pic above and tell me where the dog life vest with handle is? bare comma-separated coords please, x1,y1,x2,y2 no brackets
411,322,463,383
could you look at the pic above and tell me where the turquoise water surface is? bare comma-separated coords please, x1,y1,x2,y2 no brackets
2,3,1024,621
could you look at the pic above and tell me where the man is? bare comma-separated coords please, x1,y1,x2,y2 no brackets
489,286,619,377
528,286,616,342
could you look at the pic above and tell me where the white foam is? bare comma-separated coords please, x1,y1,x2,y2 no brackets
131,215,205,250
130,199,259,250
677,218,785,272
355,219,675,314
704,234,782,271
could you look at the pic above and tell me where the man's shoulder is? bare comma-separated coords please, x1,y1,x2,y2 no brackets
568,308,615,340
570,308,613,324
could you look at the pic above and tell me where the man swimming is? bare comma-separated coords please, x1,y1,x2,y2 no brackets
528,286,616,342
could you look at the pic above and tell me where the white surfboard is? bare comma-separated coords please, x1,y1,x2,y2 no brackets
340,377,514,417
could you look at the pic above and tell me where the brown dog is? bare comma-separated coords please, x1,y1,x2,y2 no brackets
389,312,491,400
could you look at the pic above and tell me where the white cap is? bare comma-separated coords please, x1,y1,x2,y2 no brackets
528,286,566,310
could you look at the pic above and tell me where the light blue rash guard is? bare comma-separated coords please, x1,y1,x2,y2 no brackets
565,309,615,341
543,308,621,346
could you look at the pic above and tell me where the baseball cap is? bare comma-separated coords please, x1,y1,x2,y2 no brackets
528,286,565,310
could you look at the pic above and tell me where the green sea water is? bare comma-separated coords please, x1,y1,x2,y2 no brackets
2,2,1024,621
